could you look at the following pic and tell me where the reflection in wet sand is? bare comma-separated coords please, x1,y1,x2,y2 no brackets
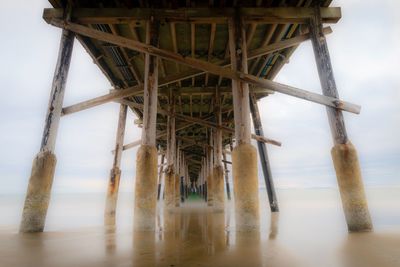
341,232,400,267
1,194,400,267
269,212,279,240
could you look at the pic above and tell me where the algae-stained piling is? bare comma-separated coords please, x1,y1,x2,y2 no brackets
134,145,158,230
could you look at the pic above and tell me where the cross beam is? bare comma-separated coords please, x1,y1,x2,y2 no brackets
43,7,341,25
61,27,332,116
119,99,281,147
49,20,360,114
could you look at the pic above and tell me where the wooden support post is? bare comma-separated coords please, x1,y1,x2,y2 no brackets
175,143,181,207
309,3,372,232
185,164,189,199
134,18,160,230
164,92,176,210
105,104,127,225
207,131,214,207
203,157,208,202
180,154,185,203
250,94,279,212
213,88,225,211
222,152,231,200
157,154,165,200
229,15,260,230
20,29,74,233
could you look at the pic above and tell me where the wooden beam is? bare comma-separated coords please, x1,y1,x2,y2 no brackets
170,22,181,87
50,21,359,114
310,6,348,144
120,99,282,146
109,24,142,85
166,92,176,169
41,29,75,152
214,88,223,166
43,7,341,24
121,114,214,152
205,23,216,86
191,23,196,86
61,28,332,116
222,152,231,200
250,94,278,212
61,86,142,116
141,18,159,146
112,104,128,168
229,16,252,145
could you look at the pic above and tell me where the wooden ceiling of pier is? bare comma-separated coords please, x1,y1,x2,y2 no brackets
45,0,336,179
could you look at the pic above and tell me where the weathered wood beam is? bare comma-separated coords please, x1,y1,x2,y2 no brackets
170,22,181,87
112,104,128,168
222,152,231,200
229,16,252,145
157,153,165,200
310,8,347,145
140,18,159,146
166,92,176,169
191,23,196,86
109,24,143,85
41,29,75,152
120,99,281,146
50,21,359,114
214,88,223,165
61,86,142,116
61,27,331,116
121,114,214,152
205,23,216,86
43,7,341,24
250,94,278,212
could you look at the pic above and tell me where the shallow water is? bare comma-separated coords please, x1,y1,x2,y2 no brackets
1,188,400,267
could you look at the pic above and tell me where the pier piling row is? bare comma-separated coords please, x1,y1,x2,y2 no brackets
20,0,372,233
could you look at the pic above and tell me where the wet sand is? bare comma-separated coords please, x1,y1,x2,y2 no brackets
0,189,400,267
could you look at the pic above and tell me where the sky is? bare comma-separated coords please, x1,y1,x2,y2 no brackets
0,0,399,194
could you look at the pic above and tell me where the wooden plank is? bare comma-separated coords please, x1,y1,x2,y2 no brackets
43,7,341,24
50,21,360,114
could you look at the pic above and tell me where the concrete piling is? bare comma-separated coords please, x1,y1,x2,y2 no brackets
331,142,373,232
134,145,158,230
212,165,225,212
20,151,57,232
164,168,176,210
232,143,260,230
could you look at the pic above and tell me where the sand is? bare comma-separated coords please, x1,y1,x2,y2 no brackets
0,188,399,267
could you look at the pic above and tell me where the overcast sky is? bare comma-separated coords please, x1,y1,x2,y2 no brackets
0,0,399,194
